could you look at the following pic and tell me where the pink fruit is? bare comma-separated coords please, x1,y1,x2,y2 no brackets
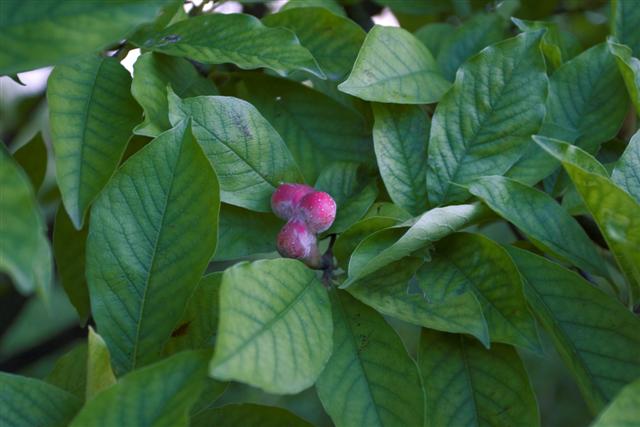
276,219,320,267
271,183,314,220
299,191,337,233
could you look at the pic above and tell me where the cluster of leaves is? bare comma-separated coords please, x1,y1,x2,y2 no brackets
1,0,640,426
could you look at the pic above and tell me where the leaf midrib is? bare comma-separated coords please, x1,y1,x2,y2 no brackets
130,135,185,370
75,57,106,222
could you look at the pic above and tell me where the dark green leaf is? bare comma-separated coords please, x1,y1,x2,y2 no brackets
214,204,281,261
236,74,373,183
210,259,333,394
608,39,640,116
611,0,640,57
513,17,581,69
69,351,209,427
281,0,346,17
316,290,424,427
131,13,324,78
347,258,490,346
414,23,455,58
339,25,451,104
468,175,608,277
0,373,82,427
45,343,88,400
168,90,301,212
507,246,640,412
418,329,539,427
372,103,429,215
86,120,220,375
592,377,640,427
191,403,313,427
0,0,174,74
345,203,488,287
612,130,640,203
426,31,548,205
53,207,90,323
314,162,378,234
262,7,365,80
437,13,506,81
417,233,540,351
12,133,47,191
0,148,52,299
164,273,222,355
333,216,399,270
131,52,218,137
535,136,640,303
509,43,628,183
48,55,141,229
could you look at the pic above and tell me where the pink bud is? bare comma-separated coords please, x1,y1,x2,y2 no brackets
271,183,314,220
299,191,337,233
276,219,320,267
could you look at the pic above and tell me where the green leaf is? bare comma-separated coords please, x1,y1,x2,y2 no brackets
262,7,365,80
418,329,539,427
508,43,628,183
168,91,301,212
417,233,540,351
86,120,220,375
592,377,640,427
314,162,378,234
0,372,82,427
414,23,455,58
164,273,221,355
507,246,640,412
281,0,346,17
372,103,429,215
0,148,52,299
48,55,142,229
535,136,640,303
131,52,218,137
608,39,640,116
347,258,489,346
612,130,640,203
53,206,90,323
426,31,548,205
210,259,333,394
69,351,209,427
437,13,505,81
131,13,324,78
333,216,399,270
191,403,313,427
611,0,640,57
235,74,373,183
513,17,581,69
215,205,281,261
364,202,412,221
316,290,424,427
12,132,47,192
189,379,229,419
86,327,116,401
0,0,174,74
468,175,608,277
45,343,88,400
338,25,451,104
345,203,488,287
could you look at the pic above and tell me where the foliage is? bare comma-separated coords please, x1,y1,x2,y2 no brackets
1,0,639,426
